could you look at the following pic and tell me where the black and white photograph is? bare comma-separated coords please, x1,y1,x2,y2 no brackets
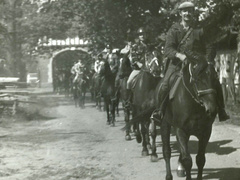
0,0,239,179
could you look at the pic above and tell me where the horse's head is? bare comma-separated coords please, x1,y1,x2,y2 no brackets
119,56,131,72
145,51,163,77
189,62,217,117
98,60,111,77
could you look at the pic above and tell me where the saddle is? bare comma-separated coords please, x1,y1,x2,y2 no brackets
129,71,144,90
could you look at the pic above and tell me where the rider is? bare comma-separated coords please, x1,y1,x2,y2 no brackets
94,57,101,74
102,44,112,61
71,59,85,83
125,27,150,107
150,1,230,122
116,44,132,86
108,48,120,76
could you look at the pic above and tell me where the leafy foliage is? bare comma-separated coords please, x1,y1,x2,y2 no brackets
0,0,240,77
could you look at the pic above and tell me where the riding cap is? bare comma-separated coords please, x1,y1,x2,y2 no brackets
106,44,112,49
178,1,195,10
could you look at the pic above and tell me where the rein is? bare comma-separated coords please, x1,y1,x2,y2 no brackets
182,64,216,106
146,57,161,77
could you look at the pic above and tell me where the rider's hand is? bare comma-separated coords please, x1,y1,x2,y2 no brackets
136,62,143,68
176,52,187,62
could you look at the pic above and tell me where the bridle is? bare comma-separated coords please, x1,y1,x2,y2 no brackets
146,56,161,77
183,63,216,106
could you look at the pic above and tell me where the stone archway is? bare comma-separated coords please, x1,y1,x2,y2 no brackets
49,47,89,92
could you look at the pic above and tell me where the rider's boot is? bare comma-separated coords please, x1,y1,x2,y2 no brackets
150,84,169,124
216,80,230,122
125,89,132,109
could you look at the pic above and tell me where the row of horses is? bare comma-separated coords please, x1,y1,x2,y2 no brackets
68,53,219,180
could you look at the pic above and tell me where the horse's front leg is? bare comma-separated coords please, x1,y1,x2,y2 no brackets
105,99,110,125
140,121,149,156
196,128,212,180
124,103,131,141
82,92,86,108
161,119,173,180
150,120,158,162
110,99,116,127
176,128,192,180
132,106,141,143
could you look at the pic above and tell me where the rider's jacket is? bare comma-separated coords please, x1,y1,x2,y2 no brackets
71,62,85,75
130,40,148,70
164,22,214,66
108,53,119,75
94,60,100,73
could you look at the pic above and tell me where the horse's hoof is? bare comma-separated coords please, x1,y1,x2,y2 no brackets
142,150,149,156
150,154,158,162
136,135,142,143
177,169,186,177
166,175,173,180
125,135,131,141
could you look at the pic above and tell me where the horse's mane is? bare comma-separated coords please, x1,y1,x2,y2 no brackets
104,60,112,74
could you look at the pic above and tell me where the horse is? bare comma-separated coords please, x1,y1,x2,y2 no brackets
130,50,163,155
72,73,88,108
91,72,103,111
98,60,117,126
86,69,95,101
117,56,133,140
156,62,218,180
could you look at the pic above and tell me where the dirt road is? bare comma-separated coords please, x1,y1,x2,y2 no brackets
0,98,239,180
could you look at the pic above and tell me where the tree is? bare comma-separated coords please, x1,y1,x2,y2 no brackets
0,0,239,80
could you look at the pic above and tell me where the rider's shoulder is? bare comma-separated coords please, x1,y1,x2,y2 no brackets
169,22,182,31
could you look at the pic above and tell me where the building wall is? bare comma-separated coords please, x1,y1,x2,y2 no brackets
35,53,52,87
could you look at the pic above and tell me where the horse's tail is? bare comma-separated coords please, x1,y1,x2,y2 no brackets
121,106,155,131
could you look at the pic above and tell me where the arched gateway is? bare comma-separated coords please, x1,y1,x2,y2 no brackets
39,47,90,91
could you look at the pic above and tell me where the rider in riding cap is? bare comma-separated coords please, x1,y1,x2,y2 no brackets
125,27,151,107
94,57,101,74
108,48,120,76
72,59,85,83
151,1,230,123
102,44,112,61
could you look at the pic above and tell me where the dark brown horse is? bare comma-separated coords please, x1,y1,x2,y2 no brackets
117,56,133,140
98,60,117,126
156,63,218,180
91,72,103,111
130,51,163,155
